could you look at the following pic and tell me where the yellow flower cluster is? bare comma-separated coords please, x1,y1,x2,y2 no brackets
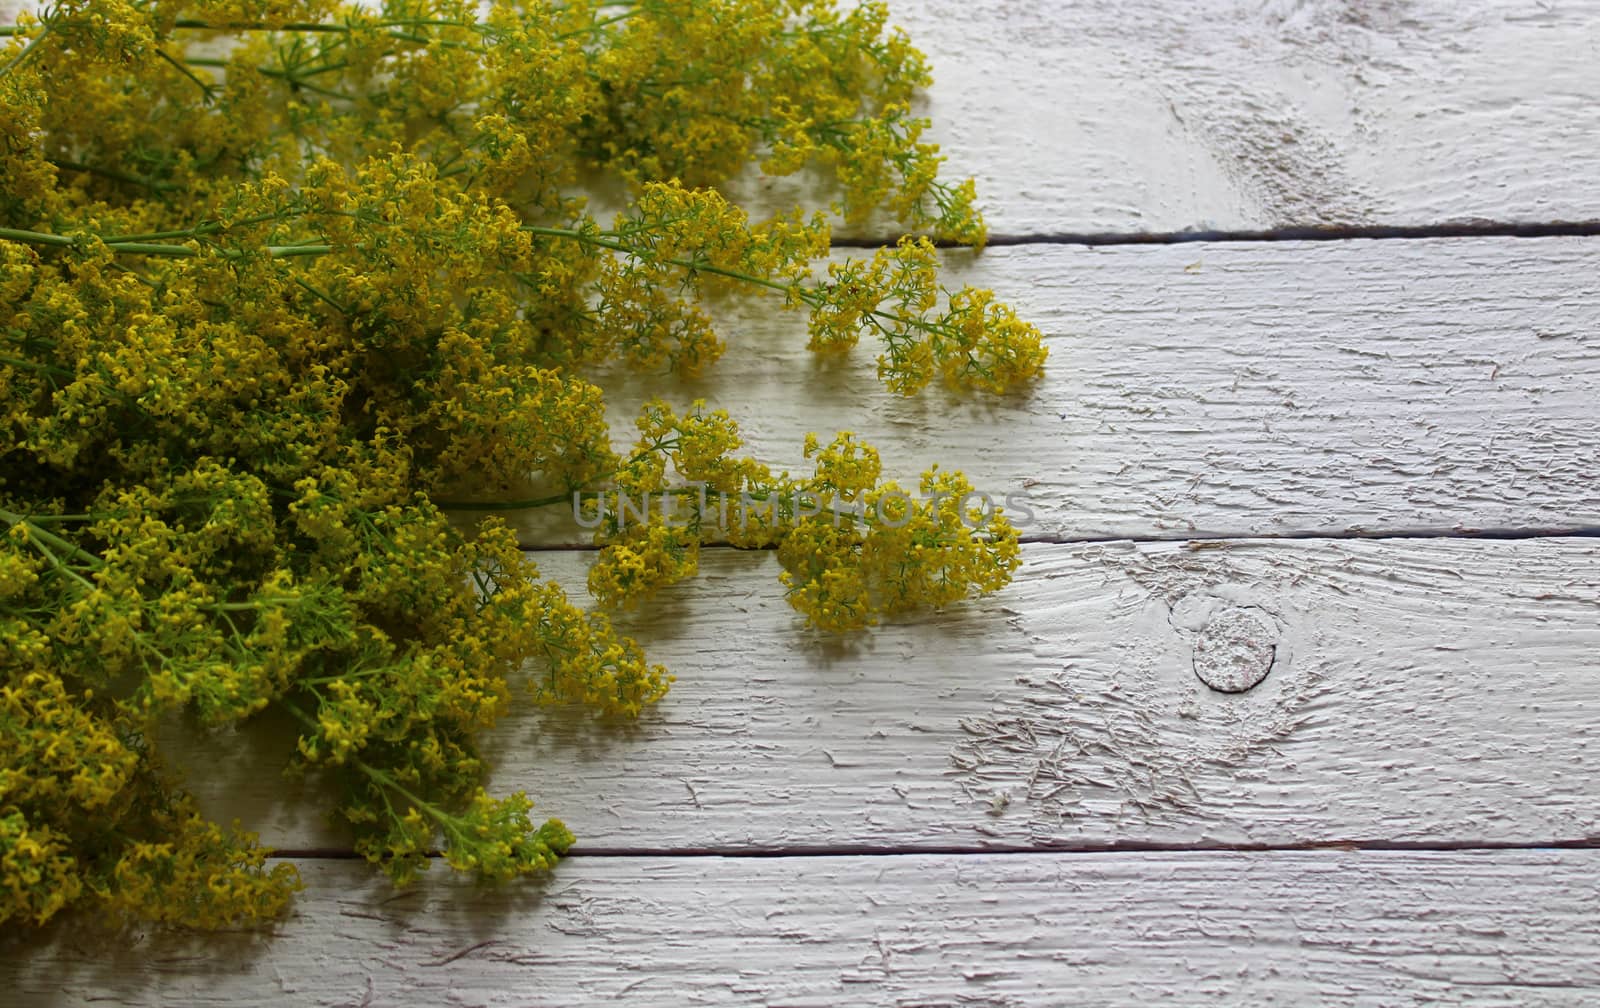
804,430,882,499
100,809,303,930
586,518,700,610
0,0,1045,932
2,808,83,927
778,449,1023,631
577,403,1022,631
1,664,298,929
806,237,1049,395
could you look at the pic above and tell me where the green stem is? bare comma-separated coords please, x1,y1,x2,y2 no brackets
156,45,217,100
171,16,489,53
102,210,287,243
0,227,333,259
0,220,946,347
294,276,349,314
0,512,99,590
6,512,96,523
278,698,467,843
0,21,49,78
0,227,73,249
0,507,106,569
186,56,354,99
521,224,800,298
531,225,948,340
171,19,352,33
186,55,347,77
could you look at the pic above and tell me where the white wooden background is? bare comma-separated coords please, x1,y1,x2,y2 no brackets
6,1,1600,1004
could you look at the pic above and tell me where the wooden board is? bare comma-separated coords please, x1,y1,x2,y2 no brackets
734,0,1600,235
493,237,1600,546
174,536,1600,853
9,850,1600,1006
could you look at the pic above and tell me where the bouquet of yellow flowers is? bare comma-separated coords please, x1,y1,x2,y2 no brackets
0,0,1045,930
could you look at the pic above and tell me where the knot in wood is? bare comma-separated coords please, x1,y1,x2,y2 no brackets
1192,605,1278,693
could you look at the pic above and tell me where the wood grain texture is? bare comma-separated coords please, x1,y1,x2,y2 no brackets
178,536,1600,853
727,0,1600,235
491,236,1600,546
6,4,1597,1002
9,850,1600,1007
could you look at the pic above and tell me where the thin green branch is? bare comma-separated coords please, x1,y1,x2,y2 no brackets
0,227,331,259
156,46,218,101
278,698,469,846
170,19,359,34
1,219,942,345
0,21,49,78
101,211,286,243
0,509,103,589
187,55,353,98
0,227,73,249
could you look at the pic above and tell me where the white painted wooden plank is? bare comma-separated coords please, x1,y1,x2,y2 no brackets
494,237,1600,546
724,0,1600,234
9,850,1600,1006
179,537,1600,853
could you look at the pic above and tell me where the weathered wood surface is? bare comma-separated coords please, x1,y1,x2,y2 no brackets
497,237,1600,546
178,536,1600,853
9,850,1600,1007
740,0,1600,234
6,3,1598,1005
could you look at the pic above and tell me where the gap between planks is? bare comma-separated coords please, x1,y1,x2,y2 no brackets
264,835,1600,862
518,526,1600,553
836,220,1600,250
